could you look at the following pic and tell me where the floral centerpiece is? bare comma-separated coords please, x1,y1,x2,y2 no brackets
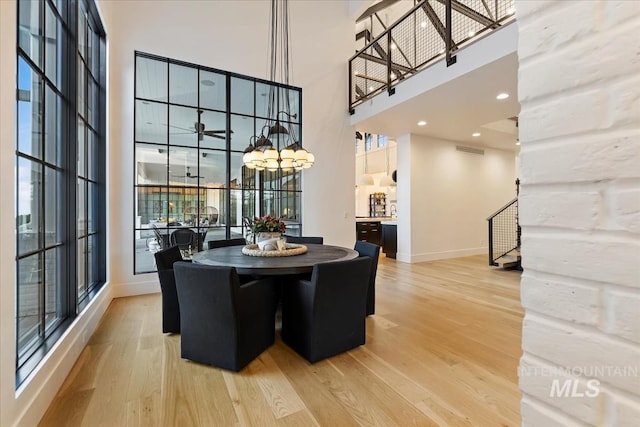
249,215,286,243
250,215,286,233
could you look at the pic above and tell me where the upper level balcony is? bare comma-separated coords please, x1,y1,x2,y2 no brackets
349,0,516,114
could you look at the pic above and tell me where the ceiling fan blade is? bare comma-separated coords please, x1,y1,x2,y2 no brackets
168,124,196,132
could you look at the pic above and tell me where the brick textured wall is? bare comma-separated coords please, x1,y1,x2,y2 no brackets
517,0,640,425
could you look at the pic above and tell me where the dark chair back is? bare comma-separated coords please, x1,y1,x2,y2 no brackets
354,241,380,316
208,237,246,249
174,262,277,371
286,236,324,244
153,246,185,333
170,228,198,251
281,257,371,363
154,245,183,271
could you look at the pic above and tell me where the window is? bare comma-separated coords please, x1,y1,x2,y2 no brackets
364,132,373,151
15,0,106,386
134,53,303,273
377,134,388,148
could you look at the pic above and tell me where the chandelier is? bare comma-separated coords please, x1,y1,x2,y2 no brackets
242,0,314,171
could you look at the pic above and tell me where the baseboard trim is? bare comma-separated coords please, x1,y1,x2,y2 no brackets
397,247,486,263
110,278,160,298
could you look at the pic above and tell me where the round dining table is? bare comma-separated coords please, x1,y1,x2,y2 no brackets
191,243,359,276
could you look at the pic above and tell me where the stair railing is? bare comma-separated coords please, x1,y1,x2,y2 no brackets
487,178,521,266
348,0,516,113
487,197,518,266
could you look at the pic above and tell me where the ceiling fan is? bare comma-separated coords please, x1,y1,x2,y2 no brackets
172,166,203,179
170,109,233,141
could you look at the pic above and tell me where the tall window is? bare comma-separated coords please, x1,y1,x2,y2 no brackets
15,0,106,386
134,53,303,274
364,132,373,151
377,134,388,148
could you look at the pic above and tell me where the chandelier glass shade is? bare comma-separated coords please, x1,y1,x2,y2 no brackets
242,0,314,171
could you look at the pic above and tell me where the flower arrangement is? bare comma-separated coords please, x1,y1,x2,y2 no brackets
249,215,286,233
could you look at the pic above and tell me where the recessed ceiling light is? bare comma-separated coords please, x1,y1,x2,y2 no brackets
201,79,215,87
369,86,374,91
417,120,427,126
354,71,359,76
507,7,516,15
390,72,397,80
496,92,509,100
420,21,427,28
516,141,520,145
472,132,481,137
439,48,445,54
468,30,476,37
390,42,397,50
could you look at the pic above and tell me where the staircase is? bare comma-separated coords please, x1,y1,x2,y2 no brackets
487,179,521,270
494,248,521,269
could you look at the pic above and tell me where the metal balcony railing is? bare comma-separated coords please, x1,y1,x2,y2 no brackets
348,0,516,112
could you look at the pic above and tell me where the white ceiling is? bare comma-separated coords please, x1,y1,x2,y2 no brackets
353,51,520,152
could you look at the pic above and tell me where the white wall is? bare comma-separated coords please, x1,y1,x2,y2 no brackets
99,0,355,294
517,0,640,425
396,134,516,263
0,2,19,424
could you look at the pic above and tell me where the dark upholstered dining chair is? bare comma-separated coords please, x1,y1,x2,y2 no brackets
281,257,371,363
170,228,198,251
354,241,380,316
208,237,246,249
207,237,252,284
285,236,324,245
173,262,278,371
154,246,190,333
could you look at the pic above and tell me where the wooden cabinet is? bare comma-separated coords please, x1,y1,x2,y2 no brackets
381,224,397,259
356,221,381,246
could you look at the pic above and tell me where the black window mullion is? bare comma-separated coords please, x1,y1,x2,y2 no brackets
196,69,201,227
38,0,47,343
225,74,232,239
165,58,170,244
65,0,79,315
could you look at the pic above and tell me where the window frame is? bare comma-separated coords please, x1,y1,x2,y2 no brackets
14,0,107,387
133,52,304,274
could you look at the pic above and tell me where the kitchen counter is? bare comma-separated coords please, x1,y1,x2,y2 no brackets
355,217,393,222
380,220,397,225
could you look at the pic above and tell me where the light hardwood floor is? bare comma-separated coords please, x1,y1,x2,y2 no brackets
40,255,523,427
